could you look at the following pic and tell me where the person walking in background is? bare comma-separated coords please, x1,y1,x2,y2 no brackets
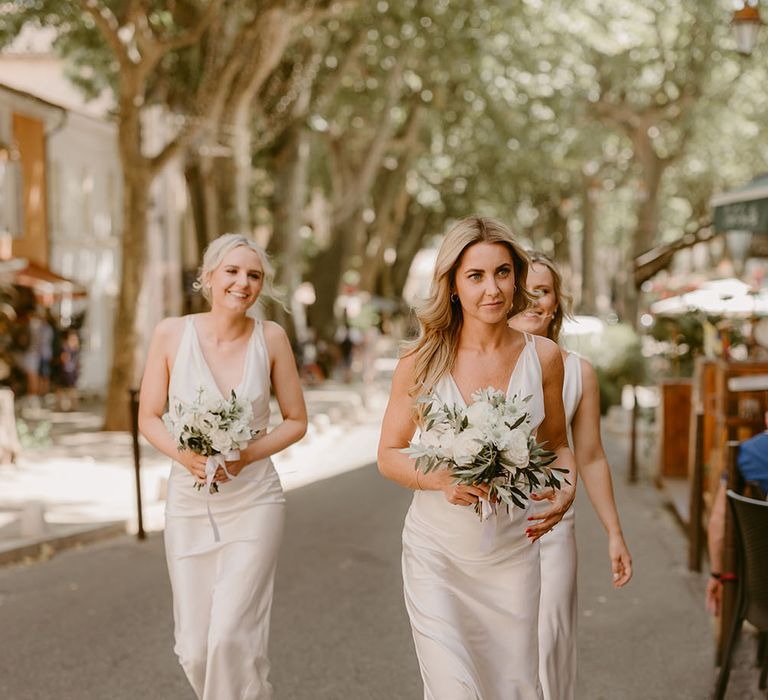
337,324,357,383
138,233,307,699
37,312,55,397
57,329,80,411
20,309,43,399
510,252,632,700
706,411,768,617
378,217,576,699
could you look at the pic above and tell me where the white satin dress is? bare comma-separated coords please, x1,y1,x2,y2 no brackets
537,351,582,700
164,316,285,700
402,332,546,700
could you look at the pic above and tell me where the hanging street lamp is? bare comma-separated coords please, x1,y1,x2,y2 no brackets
733,2,763,56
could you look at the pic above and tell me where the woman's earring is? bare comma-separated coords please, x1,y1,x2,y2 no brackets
450,293,459,303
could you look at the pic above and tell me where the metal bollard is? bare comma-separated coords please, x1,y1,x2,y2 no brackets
129,388,146,540
628,386,638,484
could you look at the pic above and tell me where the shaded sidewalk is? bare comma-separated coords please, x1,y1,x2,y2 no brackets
575,417,761,699
0,380,388,564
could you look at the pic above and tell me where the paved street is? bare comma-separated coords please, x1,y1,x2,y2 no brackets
0,428,762,699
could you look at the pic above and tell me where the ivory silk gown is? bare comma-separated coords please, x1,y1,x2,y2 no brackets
164,315,285,700
537,351,582,700
402,332,546,700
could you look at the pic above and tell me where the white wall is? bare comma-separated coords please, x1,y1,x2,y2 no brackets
134,106,186,375
1,37,189,395
47,110,122,393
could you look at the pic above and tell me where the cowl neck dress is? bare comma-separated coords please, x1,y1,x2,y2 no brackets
538,351,583,700
402,332,546,700
164,315,284,700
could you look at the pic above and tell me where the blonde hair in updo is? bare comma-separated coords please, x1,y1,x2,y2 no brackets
192,233,282,307
404,216,533,404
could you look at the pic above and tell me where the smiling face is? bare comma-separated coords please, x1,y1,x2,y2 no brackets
453,242,516,324
510,262,557,337
206,245,264,312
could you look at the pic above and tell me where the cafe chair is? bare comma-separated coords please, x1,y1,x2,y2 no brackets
714,490,768,699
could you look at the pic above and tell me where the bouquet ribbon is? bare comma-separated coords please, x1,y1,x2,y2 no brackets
204,449,240,542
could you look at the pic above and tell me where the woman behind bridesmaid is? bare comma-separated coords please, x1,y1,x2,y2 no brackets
139,233,307,699
510,252,632,700
378,217,577,699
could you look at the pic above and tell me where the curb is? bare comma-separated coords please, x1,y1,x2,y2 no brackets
0,521,127,567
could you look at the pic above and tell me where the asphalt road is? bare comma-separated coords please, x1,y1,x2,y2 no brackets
0,453,758,700
0,465,418,700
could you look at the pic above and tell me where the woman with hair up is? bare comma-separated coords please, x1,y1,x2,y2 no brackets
510,252,632,700
378,217,577,699
138,233,307,699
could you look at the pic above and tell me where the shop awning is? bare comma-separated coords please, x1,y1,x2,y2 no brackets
12,260,87,298
711,173,768,234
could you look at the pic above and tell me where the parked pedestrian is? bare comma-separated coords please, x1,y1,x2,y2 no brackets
378,217,576,699
138,233,307,699
510,252,632,700
705,410,768,617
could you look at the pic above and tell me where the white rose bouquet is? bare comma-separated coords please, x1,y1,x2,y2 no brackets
163,388,259,493
402,387,568,517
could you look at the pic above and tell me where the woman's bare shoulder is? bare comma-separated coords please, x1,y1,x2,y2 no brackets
262,319,288,341
389,351,418,390
154,316,186,340
531,334,562,367
578,356,599,391
261,320,291,354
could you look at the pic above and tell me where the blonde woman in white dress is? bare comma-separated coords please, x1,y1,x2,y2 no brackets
139,234,307,699
378,217,577,700
510,252,632,700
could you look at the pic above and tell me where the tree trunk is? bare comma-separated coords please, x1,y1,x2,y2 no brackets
184,155,211,256
307,212,363,340
361,106,423,294
549,202,569,264
621,128,666,325
390,207,433,301
232,100,253,234
580,177,598,314
103,167,151,430
632,131,665,260
270,115,310,343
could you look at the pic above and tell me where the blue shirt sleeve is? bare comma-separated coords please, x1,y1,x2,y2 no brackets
737,432,768,495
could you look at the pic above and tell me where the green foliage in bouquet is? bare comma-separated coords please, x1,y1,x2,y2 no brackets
404,388,569,516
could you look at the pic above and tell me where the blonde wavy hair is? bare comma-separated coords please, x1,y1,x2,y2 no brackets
192,233,283,307
405,216,533,403
527,251,573,343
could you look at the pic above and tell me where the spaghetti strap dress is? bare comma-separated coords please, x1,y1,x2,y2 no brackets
402,332,546,700
537,351,582,700
164,315,285,700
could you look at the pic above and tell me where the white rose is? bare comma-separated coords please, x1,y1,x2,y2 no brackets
502,428,530,467
420,427,444,450
209,427,234,454
449,427,485,466
465,401,498,432
231,422,253,444
190,411,216,432
238,402,254,423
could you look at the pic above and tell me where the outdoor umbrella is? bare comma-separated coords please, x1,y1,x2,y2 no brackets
650,278,768,317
